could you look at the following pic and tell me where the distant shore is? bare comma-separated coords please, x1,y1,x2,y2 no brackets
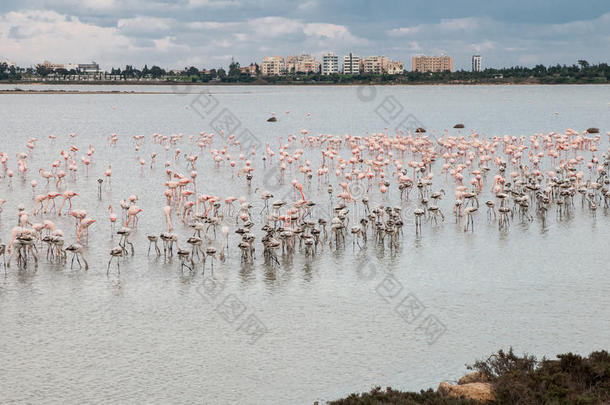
0,89,170,95
1,80,608,95
2,78,610,87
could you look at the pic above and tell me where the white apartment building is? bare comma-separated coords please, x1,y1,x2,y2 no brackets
343,53,360,74
321,53,339,75
472,55,482,72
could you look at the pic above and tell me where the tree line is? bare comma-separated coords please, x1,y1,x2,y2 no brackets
1,60,608,84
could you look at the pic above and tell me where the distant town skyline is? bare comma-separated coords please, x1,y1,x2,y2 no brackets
0,1,608,70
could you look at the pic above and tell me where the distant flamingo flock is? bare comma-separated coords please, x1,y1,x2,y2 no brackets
0,124,608,275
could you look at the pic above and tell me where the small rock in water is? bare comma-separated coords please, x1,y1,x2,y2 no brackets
267,116,277,122
586,127,599,133
453,123,465,128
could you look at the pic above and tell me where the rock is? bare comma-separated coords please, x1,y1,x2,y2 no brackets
415,127,426,133
453,123,465,128
438,381,495,402
458,371,490,385
267,116,277,122
586,127,599,133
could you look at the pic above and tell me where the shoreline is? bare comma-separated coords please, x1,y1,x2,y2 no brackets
1,81,607,95
0,89,173,95
1,80,609,88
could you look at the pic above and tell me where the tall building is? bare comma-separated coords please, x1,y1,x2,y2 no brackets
387,61,404,75
472,55,482,72
411,55,453,72
321,52,339,75
343,53,360,74
361,56,389,74
286,54,318,74
261,56,285,76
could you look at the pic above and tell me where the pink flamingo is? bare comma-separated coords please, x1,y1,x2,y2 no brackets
105,165,112,187
163,206,173,232
44,192,61,214
126,206,143,228
108,205,117,231
77,218,96,245
58,190,78,216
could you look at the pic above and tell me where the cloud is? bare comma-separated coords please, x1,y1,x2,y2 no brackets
183,16,367,49
117,16,174,35
303,23,362,44
388,17,487,37
298,0,317,11
45,0,118,11
467,40,498,53
153,36,190,52
388,26,421,36
185,21,238,30
248,16,303,38
186,0,240,8
0,10,132,65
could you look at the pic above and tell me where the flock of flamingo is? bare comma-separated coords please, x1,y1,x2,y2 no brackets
0,123,608,276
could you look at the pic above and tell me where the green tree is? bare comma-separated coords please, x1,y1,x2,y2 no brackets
36,64,52,77
149,65,165,78
578,59,589,71
228,60,240,77
186,66,199,76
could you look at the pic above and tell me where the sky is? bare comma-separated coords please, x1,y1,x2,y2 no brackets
0,0,609,71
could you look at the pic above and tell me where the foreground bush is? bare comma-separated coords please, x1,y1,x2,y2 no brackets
330,349,610,404
328,386,480,404
468,348,610,404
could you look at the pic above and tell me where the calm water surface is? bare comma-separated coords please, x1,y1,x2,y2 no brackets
0,84,609,404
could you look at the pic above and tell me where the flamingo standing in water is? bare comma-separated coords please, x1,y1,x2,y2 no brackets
105,165,112,187
126,206,143,228
78,218,96,245
65,243,88,270
108,205,117,232
58,190,78,216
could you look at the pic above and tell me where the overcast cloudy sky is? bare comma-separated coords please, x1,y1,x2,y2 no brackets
1,0,608,70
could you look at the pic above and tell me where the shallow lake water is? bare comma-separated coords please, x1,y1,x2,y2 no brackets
0,84,609,404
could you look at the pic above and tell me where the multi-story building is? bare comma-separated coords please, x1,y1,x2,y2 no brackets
78,62,100,74
361,56,389,74
343,53,360,74
321,53,339,75
411,55,453,72
64,63,80,72
41,60,65,71
239,63,258,76
387,61,404,75
472,55,482,72
285,54,318,74
261,56,286,76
